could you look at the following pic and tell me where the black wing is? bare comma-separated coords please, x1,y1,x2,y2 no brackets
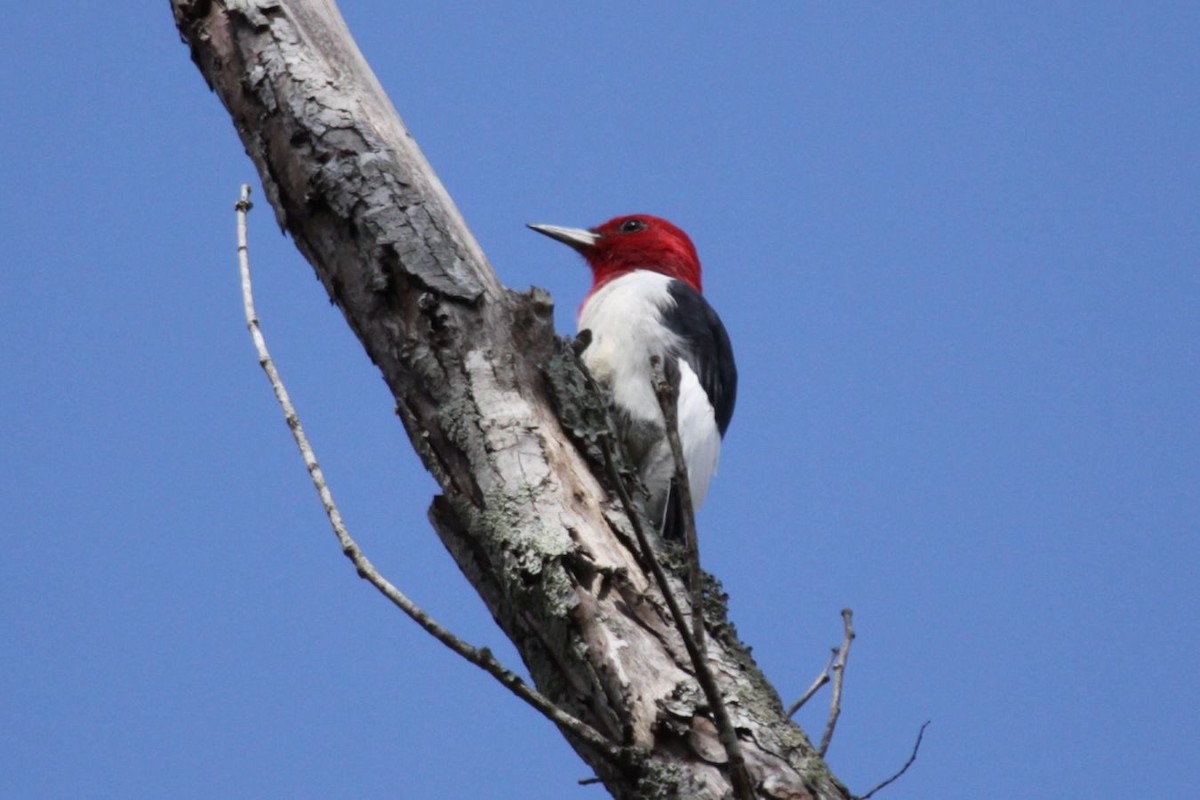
665,281,737,436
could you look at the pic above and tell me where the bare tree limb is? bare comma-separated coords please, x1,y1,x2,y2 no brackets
857,721,930,800
173,2,855,797
819,609,856,757
235,185,623,764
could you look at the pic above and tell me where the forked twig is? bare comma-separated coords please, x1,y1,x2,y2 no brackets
818,608,855,756
234,185,621,765
786,648,836,718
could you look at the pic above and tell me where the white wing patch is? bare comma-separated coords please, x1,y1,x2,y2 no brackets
676,360,722,509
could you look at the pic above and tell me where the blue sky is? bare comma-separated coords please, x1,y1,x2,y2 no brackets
2,3,1197,798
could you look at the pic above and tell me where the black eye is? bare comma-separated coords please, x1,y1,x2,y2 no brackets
619,218,646,233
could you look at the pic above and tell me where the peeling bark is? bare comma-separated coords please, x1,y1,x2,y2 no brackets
171,2,853,797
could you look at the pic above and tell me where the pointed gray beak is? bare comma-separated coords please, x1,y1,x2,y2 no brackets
527,223,600,251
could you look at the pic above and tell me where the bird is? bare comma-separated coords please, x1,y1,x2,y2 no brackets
528,215,737,541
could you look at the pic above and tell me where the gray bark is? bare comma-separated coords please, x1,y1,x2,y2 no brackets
170,2,853,797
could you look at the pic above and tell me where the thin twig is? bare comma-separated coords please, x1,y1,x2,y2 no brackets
597,438,754,799
234,185,622,765
857,721,931,800
649,356,706,653
584,353,749,799
786,648,836,718
818,608,855,757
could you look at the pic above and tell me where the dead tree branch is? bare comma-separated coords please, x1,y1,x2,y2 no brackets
819,609,856,757
173,2,854,797
857,721,930,800
788,649,836,718
235,185,621,764
597,427,752,800
650,356,706,650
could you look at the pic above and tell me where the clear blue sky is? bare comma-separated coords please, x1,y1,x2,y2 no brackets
2,4,1197,798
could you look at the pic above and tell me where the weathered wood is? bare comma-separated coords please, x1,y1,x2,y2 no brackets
171,2,852,797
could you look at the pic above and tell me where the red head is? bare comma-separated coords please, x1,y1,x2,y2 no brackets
528,214,703,294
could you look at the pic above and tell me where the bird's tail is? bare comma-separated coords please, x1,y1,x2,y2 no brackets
660,478,685,542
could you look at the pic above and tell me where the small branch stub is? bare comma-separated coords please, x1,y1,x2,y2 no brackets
787,649,836,718
819,608,856,757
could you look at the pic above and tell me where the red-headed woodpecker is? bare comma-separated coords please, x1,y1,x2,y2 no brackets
529,215,737,540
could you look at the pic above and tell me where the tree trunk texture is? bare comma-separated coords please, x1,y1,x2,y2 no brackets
171,2,852,798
